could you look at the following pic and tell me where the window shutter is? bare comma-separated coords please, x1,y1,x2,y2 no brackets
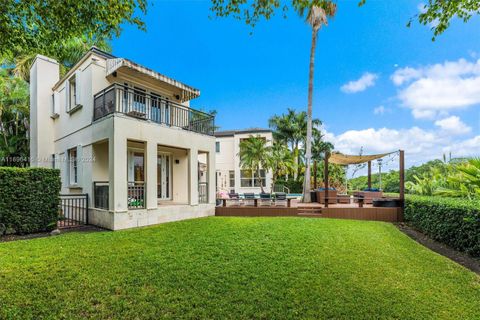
53,92,59,115
63,152,69,187
65,82,70,112
75,70,82,106
76,145,83,186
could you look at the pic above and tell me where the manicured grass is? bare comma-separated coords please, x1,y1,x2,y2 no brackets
1,217,479,319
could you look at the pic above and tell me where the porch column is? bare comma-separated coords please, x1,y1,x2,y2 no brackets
109,136,128,211
208,151,216,204
146,141,158,210
324,152,330,208
188,147,199,205
82,145,94,203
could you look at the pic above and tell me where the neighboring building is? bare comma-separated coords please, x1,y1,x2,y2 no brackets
215,128,273,194
29,47,216,230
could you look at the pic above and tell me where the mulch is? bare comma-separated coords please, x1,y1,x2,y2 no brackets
0,225,105,243
396,223,480,275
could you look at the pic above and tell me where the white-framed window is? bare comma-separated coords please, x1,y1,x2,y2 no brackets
240,169,266,188
68,148,78,185
215,142,220,153
51,154,56,169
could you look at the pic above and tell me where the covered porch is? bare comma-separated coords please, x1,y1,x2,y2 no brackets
91,139,212,212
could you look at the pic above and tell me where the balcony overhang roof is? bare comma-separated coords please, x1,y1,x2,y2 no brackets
106,58,200,102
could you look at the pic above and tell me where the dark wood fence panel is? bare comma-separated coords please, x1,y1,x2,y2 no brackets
58,194,89,228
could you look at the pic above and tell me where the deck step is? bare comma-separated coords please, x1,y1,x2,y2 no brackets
297,209,323,215
298,212,324,217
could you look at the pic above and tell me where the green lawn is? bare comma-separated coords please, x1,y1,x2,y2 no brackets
1,217,479,319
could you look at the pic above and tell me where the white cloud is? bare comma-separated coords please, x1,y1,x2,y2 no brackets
341,72,378,94
443,135,480,157
392,58,480,119
434,116,471,135
373,105,390,115
417,3,427,14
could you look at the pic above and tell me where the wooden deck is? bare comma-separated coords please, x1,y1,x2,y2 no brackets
215,199,402,222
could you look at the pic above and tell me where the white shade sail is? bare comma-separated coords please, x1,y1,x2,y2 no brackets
328,151,397,165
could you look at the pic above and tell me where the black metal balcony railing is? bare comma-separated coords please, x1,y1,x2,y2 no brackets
93,181,109,210
128,181,145,209
198,182,208,204
93,84,215,136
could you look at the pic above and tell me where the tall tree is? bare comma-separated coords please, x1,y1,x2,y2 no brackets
311,131,333,161
0,69,29,166
9,36,111,82
298,2,337,202
211,1,336,202
238,135,271,193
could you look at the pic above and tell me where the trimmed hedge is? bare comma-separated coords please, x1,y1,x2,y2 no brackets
0,167,61,235
405,195,480,257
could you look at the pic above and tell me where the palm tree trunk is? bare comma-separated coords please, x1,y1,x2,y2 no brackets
293,142,299,181
258,167,265,194
303,28,318,203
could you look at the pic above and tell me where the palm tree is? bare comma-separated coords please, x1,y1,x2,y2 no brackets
436,158,480,199
311,130,333,161
269,108,321,181
238,135,271,193
267,142,296,190
296,1,337,202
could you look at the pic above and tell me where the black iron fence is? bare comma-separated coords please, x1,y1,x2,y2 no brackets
93,84,215,136
93,181,109,210
199,182,208,204
59,194,88,228
128,182,145,209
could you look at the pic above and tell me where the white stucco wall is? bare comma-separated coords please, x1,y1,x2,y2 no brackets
215,131,273,194
30,50,216,231
29,55,59,168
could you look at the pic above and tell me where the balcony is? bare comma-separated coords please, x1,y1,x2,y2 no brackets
93,84,215,136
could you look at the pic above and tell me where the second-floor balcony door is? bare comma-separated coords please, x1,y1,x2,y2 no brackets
122,84,146,116
157,153,172,200
151,94,170,126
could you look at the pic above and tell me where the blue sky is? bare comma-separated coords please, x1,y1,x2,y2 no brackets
112,0,480,167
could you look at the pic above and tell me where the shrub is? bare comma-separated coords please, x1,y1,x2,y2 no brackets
0,167,61,235
275,179,303,193
404,195,480,257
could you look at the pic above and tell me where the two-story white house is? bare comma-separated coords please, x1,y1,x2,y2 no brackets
29,47,216,230
215,128,273,194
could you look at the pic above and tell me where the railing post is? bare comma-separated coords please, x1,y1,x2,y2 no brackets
85,193,89,224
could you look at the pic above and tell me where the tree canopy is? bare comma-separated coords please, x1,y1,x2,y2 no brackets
413,0,480,40
0,0,147,60
211,0,480,39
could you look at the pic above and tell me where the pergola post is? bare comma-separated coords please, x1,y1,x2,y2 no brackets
399,150,405,222
313,160,318,190
367,161,372,189
324,152,330,208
